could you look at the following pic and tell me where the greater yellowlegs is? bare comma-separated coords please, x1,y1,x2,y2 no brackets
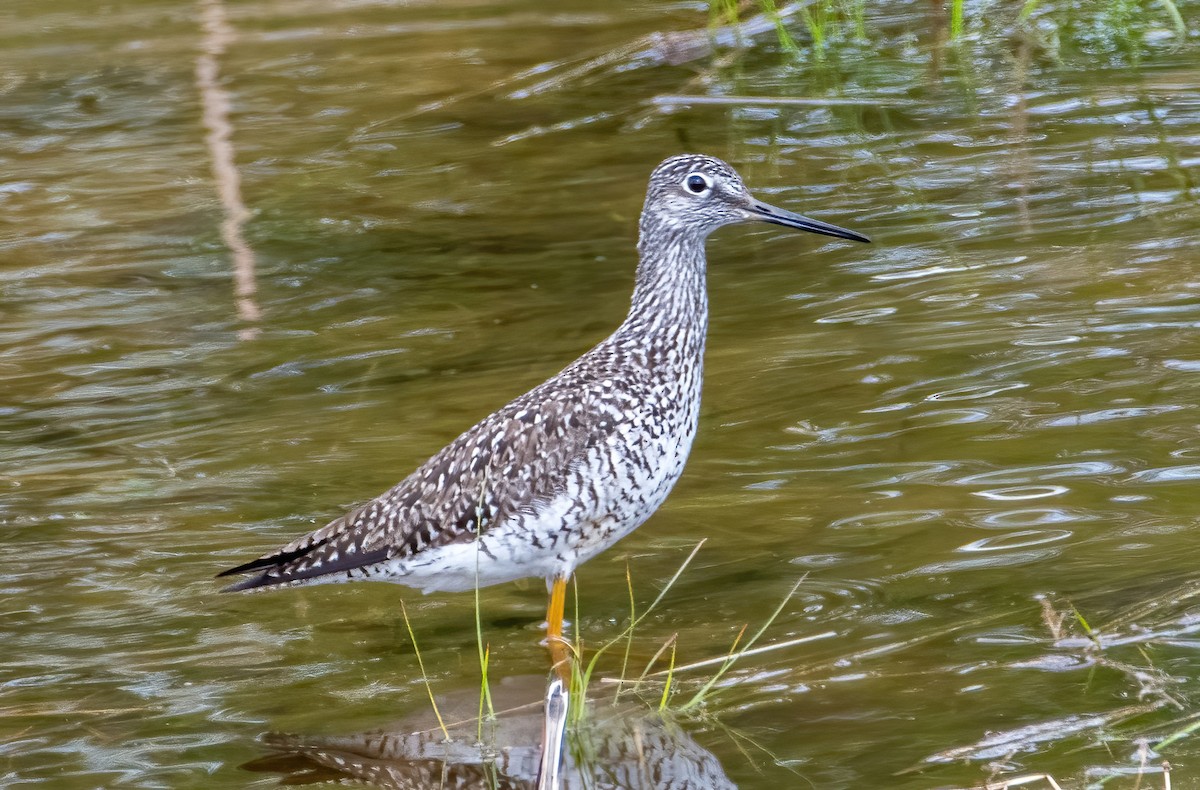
218,154,869,655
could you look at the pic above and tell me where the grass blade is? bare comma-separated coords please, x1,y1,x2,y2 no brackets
615,562,637,701
577,540,708,707
680,575,806,712
658,636,678,712
1156,0,1187,40
474,477,495,726
400,600,449,741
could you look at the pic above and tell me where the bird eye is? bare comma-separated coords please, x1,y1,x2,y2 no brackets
684,173,712,195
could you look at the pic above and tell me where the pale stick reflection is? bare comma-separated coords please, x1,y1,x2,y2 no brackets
196,0,261,340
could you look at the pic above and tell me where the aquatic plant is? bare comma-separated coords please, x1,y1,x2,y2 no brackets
708,0,1192,65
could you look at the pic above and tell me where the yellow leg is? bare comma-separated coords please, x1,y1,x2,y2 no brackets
546,575,571,682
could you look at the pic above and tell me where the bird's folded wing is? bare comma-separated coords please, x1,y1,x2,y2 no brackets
217,373,625,590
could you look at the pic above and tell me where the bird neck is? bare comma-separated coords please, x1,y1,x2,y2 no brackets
620,212,710,345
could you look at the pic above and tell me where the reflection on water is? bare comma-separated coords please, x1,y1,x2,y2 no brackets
196,0,261,338
2,0,1199,787
241,678,733,789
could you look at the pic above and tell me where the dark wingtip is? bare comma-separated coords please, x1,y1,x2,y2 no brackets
216,554,295,592
218,557,267,576
219,572,277,593
216,542,393,592
215,537,337,588
215,556,274,579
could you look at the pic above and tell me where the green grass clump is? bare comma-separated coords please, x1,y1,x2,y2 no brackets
706,0,1190,66
557,541,809,721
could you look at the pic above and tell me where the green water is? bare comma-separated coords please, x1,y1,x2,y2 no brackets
3,0,1199,787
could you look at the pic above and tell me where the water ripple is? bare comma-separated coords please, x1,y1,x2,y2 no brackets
903,549,1063,576
958,530,1074,552
1040,405,1186,427
976,508,1096,529
956,462,1125,486
823,510,945,548
1131,465,1200,483
926,383,1028,401
972,485,1069,501
814,307,898,324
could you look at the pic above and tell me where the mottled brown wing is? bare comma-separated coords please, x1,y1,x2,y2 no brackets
217,370,620,591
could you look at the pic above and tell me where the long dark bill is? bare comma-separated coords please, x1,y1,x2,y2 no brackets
749,198,871,243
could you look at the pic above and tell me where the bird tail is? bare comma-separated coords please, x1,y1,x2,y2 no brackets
216,538,389,592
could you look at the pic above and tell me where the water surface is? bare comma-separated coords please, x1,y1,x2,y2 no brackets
3,0,1200,787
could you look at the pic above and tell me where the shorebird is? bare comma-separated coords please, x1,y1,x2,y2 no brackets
218,154,869,661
